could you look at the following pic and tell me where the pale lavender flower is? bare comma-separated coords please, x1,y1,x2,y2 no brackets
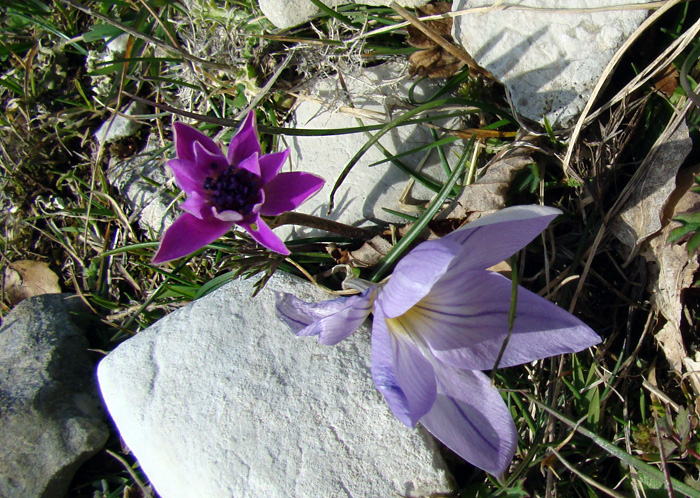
153,112,324,263
277,205,601,476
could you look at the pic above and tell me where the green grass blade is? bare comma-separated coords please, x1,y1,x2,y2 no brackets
369,135,458,167
308,0,359,27
368,135,475,282
382,208,420,221
680,40,700,109
193,271,236,300
329,98,511,211
527,394,700,498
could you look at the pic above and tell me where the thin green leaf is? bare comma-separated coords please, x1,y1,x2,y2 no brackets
527,394,700,498
193,272,236,300
673,211,700,225
329,98,511,211
687,230,700,254
100,242,159,257
308,0,359,27
668,225,695,245
382,207,420,221
680,39,700,109
83,23,125,42
368,135,459,167
0,76,24,95
367,135,444,193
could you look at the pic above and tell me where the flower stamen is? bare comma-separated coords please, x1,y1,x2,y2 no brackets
203,166,262,215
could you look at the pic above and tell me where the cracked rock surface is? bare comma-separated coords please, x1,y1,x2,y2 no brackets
98,272,454,498
452,0,650,127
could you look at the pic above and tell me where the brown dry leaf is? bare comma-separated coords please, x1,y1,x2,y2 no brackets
3,260,61,306
406,2,465,78
641,164,700,385
653,64,679,98
409,47,465,79
612,120,692,260
684,354,700,397
347,215,457,268
347,235,394,268
439,150,536,223
406,2,452,47
347,224,422,268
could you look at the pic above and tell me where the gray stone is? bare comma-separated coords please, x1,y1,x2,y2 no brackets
259,0,430,29
0,294,109,498
107,134,177,235
452,0,650,127
87,34,130,99
98,273,454,498
94,101,145,145
282,61,458,240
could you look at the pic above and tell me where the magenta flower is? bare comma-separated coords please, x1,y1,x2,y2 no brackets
277,205,601,476
153,112,324,263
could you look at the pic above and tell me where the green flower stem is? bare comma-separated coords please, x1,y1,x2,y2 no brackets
491,255,518,377
266,212,375,241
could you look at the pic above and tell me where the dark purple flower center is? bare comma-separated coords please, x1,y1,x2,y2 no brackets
203,164,262,215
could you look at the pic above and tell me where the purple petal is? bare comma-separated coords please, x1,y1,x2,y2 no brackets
377,238,462,319
371,307,437,427
173,122,223,164
238,151,261,177
406,269,600,370
420,366,517,476
152,212,232,263
239,217,289,255
167,159,199,194
228,112,261,167
259,149,290,185
167,136,228,194
444,205,561,273
276,290,374,345
259,172,325,216
180,190,209,220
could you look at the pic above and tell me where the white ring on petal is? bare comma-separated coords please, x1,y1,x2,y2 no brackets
212,208,244,222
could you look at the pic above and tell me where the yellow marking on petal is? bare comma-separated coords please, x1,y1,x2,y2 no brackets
385,307,422,340
385,308,439,367
249,221,258,231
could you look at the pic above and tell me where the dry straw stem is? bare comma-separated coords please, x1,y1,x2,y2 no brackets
653,413,676,498
352,1,667,43
566,99,692,310
565,15,700,311
288,93,389,121
389,2,490,78
238,52,295,119
563,0,700,173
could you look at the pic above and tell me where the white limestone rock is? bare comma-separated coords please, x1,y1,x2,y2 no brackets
452,0,650,127
259,0,430,29
283,61,457,240
107,134,176,235
98,272,454,498
94,101,145,145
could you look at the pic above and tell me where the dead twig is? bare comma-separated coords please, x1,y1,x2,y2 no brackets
389,2,491,78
